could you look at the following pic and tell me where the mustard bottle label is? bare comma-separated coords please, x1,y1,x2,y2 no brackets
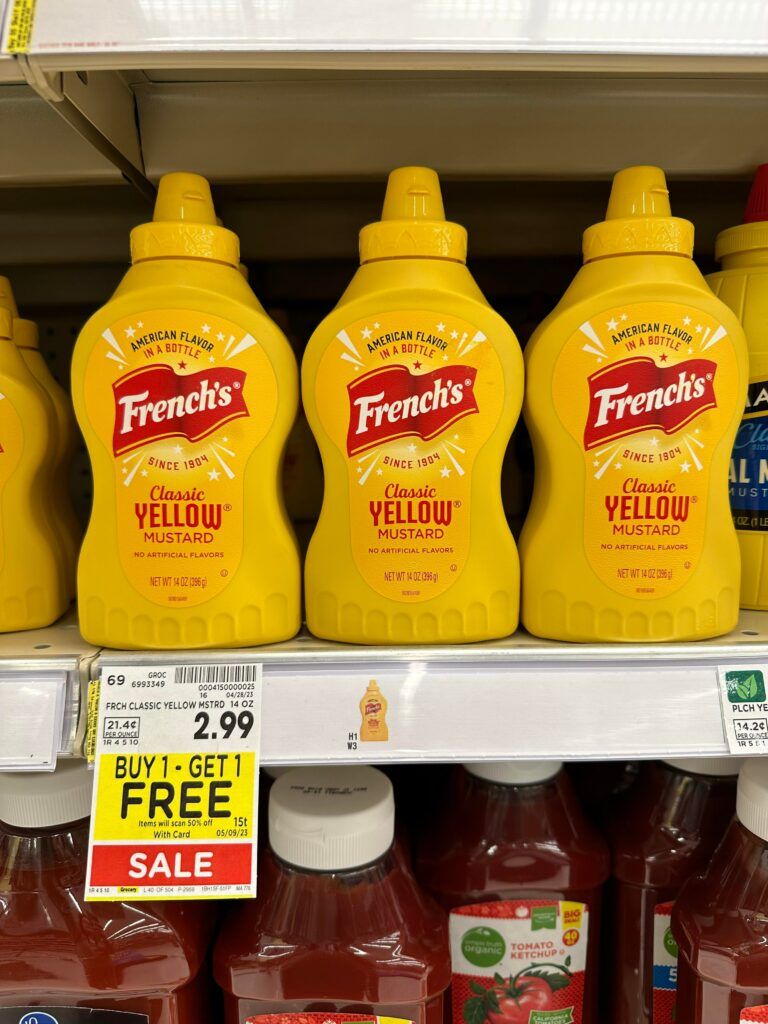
83,309,277,607
553,301,740,599
316,309,504,602
730,376,768,532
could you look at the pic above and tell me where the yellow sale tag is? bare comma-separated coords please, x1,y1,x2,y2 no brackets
86,662,261,901
5,0,37,53
92,751,256,842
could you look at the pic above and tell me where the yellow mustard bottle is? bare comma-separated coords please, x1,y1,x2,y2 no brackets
72,172,300,649
14,316,81,599
360,679,388,741
707,165,768,609
521,166,747,642
303,166,523,644
0,291,68,630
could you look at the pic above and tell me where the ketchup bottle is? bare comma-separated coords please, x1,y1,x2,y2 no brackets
0,760,214,1022
673,757,768,1022
607,757,741,1024
415,761,609,1024
214,765,450,1024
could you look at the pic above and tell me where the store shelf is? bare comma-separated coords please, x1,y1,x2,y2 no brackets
5,0,768,70
94,610,768,766
0,612,99,768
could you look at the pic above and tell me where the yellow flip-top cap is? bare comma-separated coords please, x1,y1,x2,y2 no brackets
130,172,240,267
13,318,38,350
0,281,14,341
582,166,693,262
359,166,467,264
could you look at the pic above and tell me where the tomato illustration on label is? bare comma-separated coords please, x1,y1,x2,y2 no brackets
83,309,278,608
553,302,740,599
315,310,504,602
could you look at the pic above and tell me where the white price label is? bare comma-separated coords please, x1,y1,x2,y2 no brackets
86,662,262,902
0,672,66,769
718,665,768,754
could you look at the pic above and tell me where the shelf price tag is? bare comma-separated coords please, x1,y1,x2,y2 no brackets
717,665,768,754
86,662,261,902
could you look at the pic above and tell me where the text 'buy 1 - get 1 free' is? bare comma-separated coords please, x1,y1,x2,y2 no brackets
521,165,748,642
302,166,524,644
71,172,301,649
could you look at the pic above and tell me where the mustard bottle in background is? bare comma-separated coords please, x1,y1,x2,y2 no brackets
521,166,747,642
72,172,301,649
14,317,81,600
708,165,768,609
303,166,524,644
360,680,389,741
0,291,68,630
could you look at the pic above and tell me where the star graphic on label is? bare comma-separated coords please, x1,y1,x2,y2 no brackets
688,348,693,354
694,429,699,435
208,468,221,481
121,467,127,475
649,437,660,447
450,330,459,340
443,355,449,361
137,321,144,328
376,468,383,475
217,332,225,341
413,360,422,370
620,313,628,321
209,355,215,362
658,353,668,363
440,466,451,477
683,316,691,326
356,466,362,474
374,321,381,328
201,323,211,333
407,444,417,453
174,445,183,455
436,322,446,332
606,318,618,330
124,326,135,338
222,437,229,443
178,360,187,370
140,469,148,477
615,462,623,470
454,434,460,440
680,461,692,473
593,459,600,467
361,327,372,340
695,324,703,333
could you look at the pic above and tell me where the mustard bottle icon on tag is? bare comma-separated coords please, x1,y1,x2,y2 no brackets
360,680,389,742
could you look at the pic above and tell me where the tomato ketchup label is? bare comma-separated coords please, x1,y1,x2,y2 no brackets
0,1011,148,1022
83,310,277,608
450,900,588,1024
553,302,740,599
741,1009,768,1022
652,901,678,1024
730,377,768,532
245,1015,412,1024
315,310,504,602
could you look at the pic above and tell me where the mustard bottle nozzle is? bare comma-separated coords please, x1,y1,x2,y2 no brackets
0,276,19,319
605,166,672,220
380,166,446,222
153,172,217,225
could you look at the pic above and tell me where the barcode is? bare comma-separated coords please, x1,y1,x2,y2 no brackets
174,664,260,686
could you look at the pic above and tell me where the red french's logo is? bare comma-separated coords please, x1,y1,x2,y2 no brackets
112,363,248,456
347,363,479,457
584,356,717,450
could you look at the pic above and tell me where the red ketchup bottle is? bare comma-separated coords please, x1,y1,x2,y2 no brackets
607,757,741,1024
0,761,214,1022
415,761,609,1024
215,765,451,1024
674,757,768,1022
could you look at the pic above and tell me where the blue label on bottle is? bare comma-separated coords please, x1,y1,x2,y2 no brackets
730,379,768,531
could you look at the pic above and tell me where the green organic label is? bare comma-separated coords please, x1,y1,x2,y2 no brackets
663,926,678,958
530,1011,574,1024
531,905,557,930
726,670,766,703
460,926,505,967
